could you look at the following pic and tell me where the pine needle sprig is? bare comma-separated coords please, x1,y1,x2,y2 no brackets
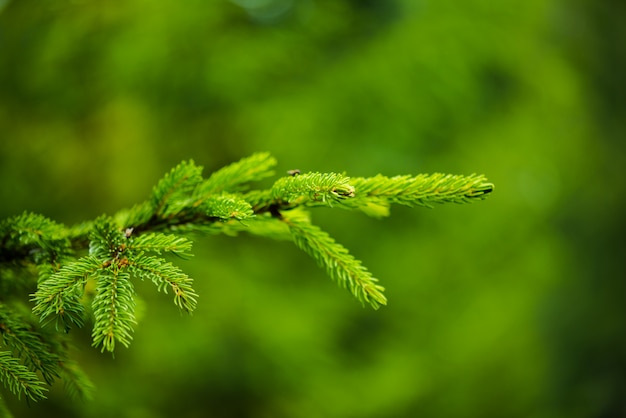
0,212,71,264
202,194,255,221
91,269,136,353
31,256,101,331
245,172,356,213
129,233,193,259
127,157,271,233
283,214,387,309
0,351,48,401
0,304,62,385
350,173,494,210
88,217,127,259
33,216,198,352
88,220,198,351
113,202,154,233
151,160,204,218
272,172,356,206
198,152,276,195
128,256,198,313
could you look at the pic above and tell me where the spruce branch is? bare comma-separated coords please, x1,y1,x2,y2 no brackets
283,214,387,309
272,172,355,206
130,156,272,234
224,212,294,240
112,203,154,235
0,152,494,408
350,173,494,210
24,155,492,345
129,233,193,259
31,256,100,331
88,216,127,259
34,216,198,352
0,303,91,404
151,160,204,219
0,304,62,385
128,256,198,313
91,269,136,353
0,212,71,264
245,171,356,214
198,151,276,195
202,194,255,221
0,351,47,401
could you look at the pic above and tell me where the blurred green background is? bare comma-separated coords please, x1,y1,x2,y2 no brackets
1,0,625,417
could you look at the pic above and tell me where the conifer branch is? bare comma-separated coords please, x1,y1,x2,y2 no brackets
350,173,494,210
0,351,47,401
225,212,294,240
128,255,197,313
130,156,272,234
88,217,127,259
0,303,91,403
112,203,154,236
271,172,355,206
283,214,387,309
91,269,136,353
245,172,356,214
151,160,204,219
33,216,199,351
129,233,193,259
31,257,100,331
198,152,276,195
0,152,494,408
0,304,62,384
202,194,255,221
0,212,71,264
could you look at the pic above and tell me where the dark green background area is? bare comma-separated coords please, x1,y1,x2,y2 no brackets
1,0,624,417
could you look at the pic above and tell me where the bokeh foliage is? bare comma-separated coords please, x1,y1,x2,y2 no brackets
1,0,624,417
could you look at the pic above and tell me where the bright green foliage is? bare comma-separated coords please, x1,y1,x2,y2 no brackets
285,213,387,309
91,269,136,353
1,304,63,384
0,213,71,264
270,172,355,205
198,152,276,195
129,233,193,258
203,194,255,221
0,153,492,406
0,351,47,402
152,160,204,219
128,255,196,312
0,303,94,403
246,172,356,211
33,216,198,353
350,173,494,210
32,257,100,331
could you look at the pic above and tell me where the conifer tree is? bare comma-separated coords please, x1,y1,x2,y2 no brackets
0,152,493,409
